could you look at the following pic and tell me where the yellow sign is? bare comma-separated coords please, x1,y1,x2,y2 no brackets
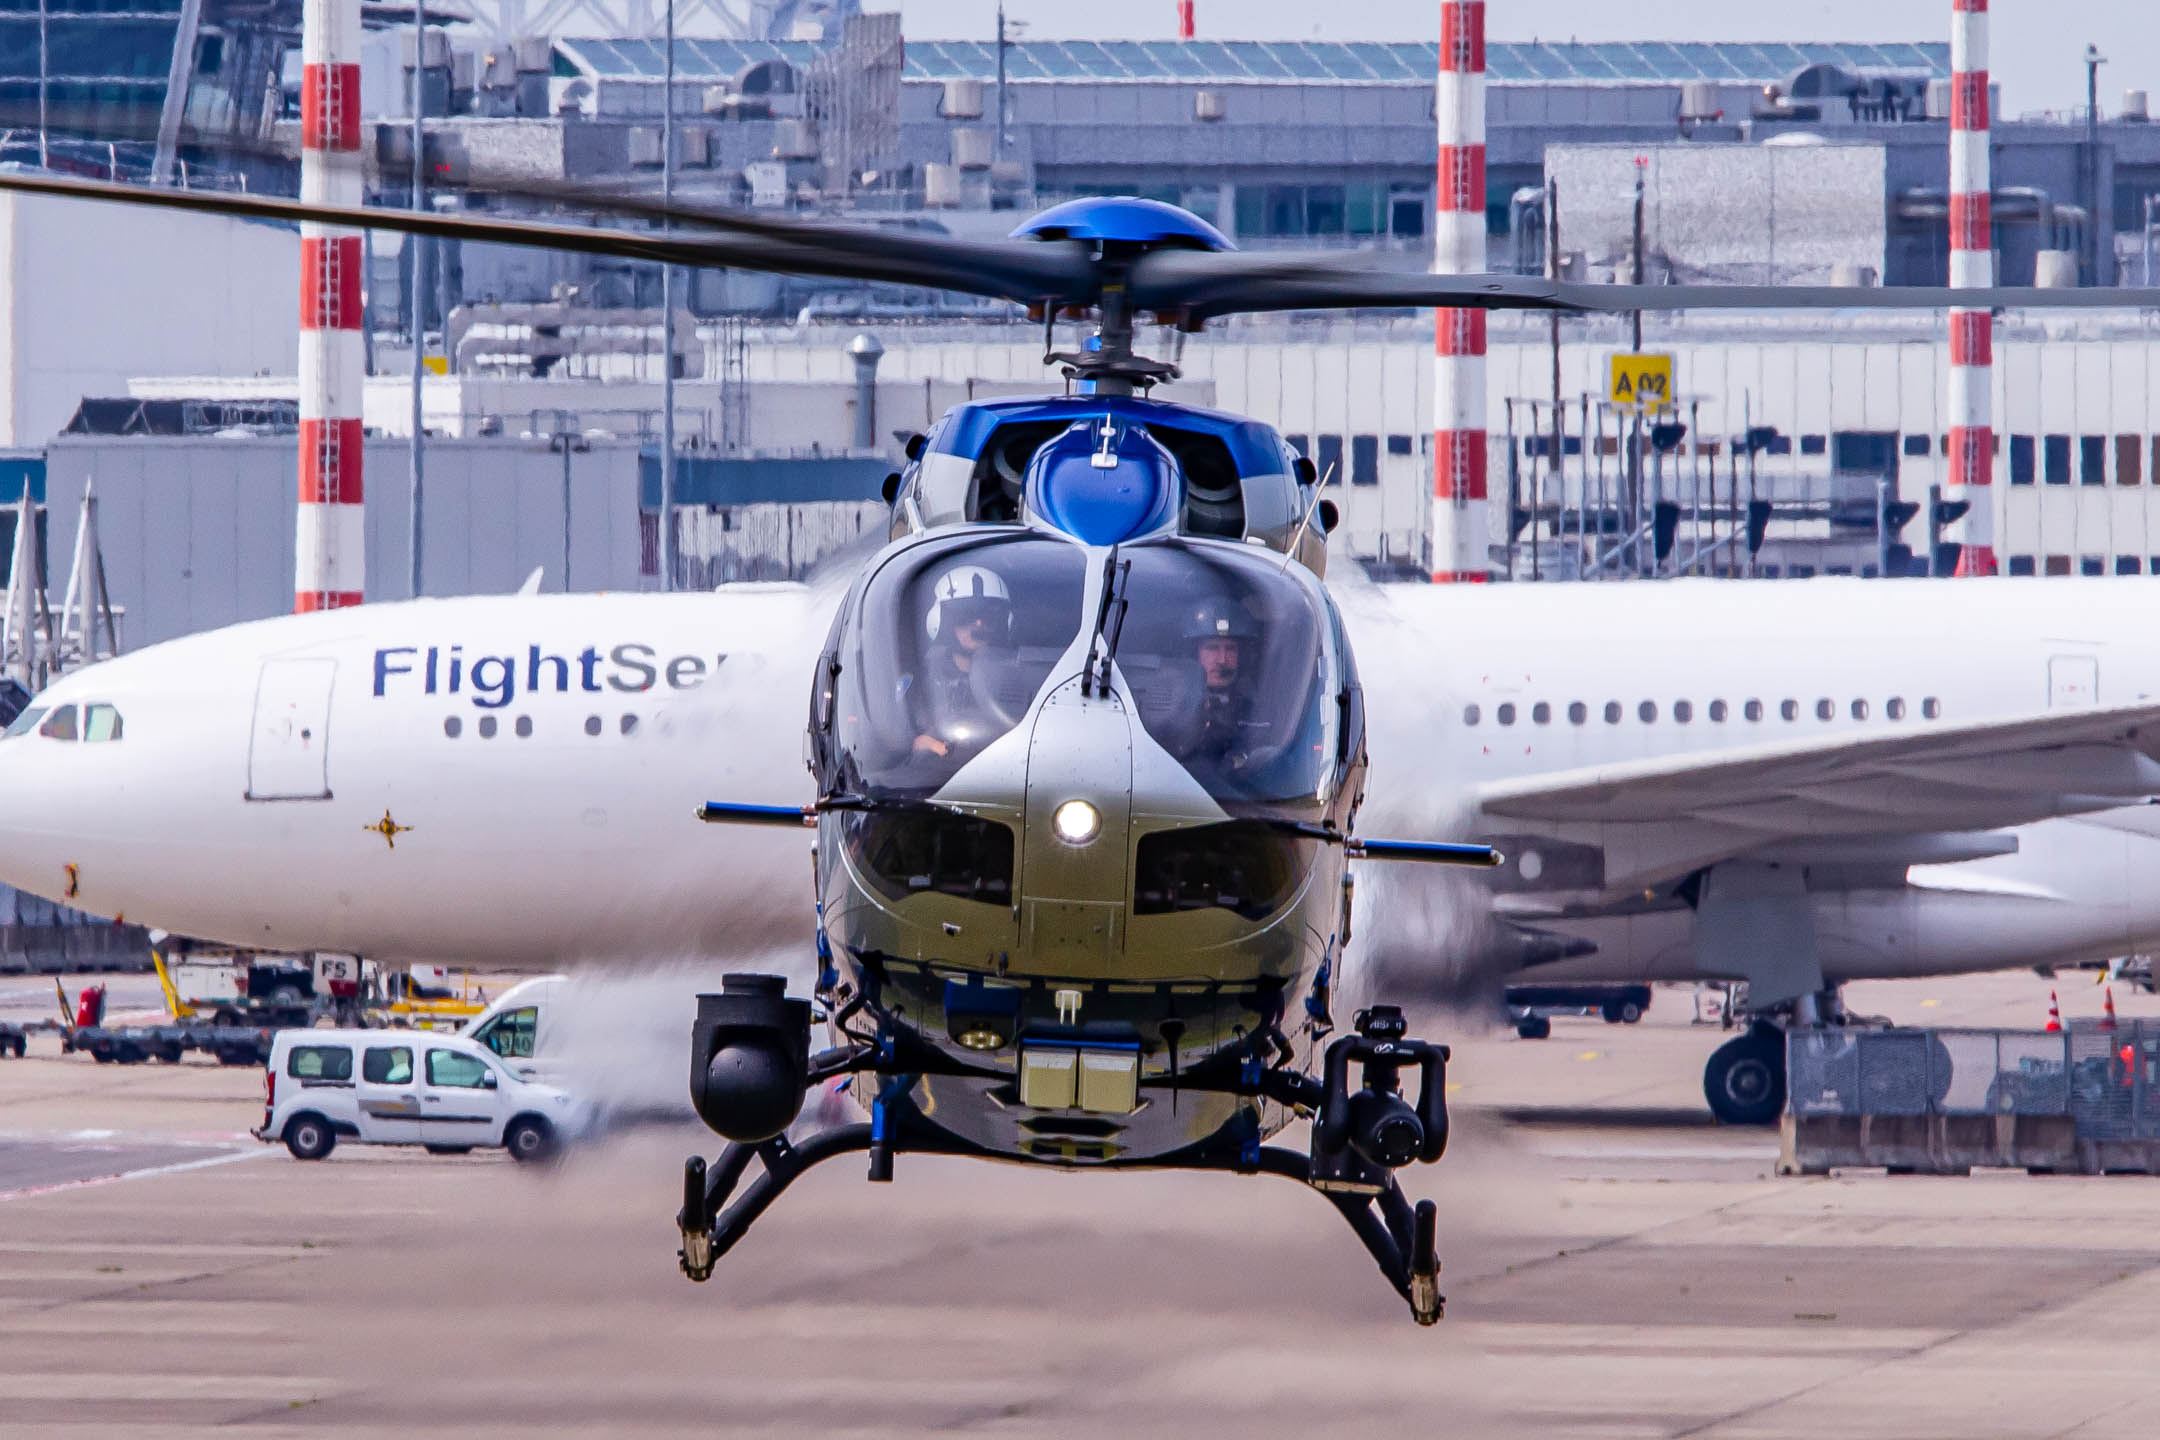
1607,351,1674,408
423,355,449,376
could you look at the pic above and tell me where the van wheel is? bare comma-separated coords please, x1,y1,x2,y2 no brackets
1601,999,1644,1024
424,1145,473,1156
1515,1015,1551,1040
283,1113,336,1160
504,1116,557,1165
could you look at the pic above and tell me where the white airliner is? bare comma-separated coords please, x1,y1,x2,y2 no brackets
4,572,2157,1121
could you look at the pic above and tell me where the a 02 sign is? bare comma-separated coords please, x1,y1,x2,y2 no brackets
1607,351,1675,408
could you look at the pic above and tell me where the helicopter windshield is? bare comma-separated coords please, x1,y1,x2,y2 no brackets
1114,541,1339,817
834,532,1089,796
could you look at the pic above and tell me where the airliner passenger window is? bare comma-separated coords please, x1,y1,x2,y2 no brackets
1744,700,1763,721
1887,697,1907,720
1496,703,1516,726
1708,700,1727,722
1603,702,1621,724
1673,701,1693,723
1850,699,1869,720
1531,702,1551,725
1462,704,1480,726
1567,702,1586,725
37,705,77,740
1923,698,1941,719
83,705,122,742
1780,700,1799,721
1815,699,1834,721
3,706,44,738
1637,701,1657,723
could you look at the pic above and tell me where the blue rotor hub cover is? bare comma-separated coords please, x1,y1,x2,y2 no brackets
1025,415,1183,546
1011,196,1233,252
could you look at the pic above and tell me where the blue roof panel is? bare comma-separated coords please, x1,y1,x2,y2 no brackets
560,37,1949,86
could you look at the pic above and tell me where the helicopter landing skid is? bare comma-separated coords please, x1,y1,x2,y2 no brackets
675,1127,1443,1326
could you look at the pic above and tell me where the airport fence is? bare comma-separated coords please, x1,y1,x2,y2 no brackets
1787,1022,2160,1141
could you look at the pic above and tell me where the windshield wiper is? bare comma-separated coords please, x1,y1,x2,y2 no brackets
1080,550,1131,698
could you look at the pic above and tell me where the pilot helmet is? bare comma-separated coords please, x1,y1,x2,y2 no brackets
925,564,1013,643
1184,596,1257,647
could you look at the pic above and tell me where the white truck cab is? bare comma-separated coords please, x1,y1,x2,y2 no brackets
255,1028,587,1162
463,975,565,1081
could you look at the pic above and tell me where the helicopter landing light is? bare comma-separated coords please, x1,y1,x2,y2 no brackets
1052,799,1102,845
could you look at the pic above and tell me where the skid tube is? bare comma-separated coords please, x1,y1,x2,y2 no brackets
676,1125,1442,1325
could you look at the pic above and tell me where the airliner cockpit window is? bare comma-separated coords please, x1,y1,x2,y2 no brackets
37,705,77,741
1114,542,1338,817
2,706,44,739
835,534,1088,795
83,705,122,742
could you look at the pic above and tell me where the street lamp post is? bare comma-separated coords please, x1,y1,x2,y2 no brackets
552,428,590,593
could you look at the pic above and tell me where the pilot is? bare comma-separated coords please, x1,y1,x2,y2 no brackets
909,563,1013,762
1187,597,1262,770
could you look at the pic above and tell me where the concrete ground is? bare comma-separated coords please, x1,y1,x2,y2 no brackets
2,968,2157,1438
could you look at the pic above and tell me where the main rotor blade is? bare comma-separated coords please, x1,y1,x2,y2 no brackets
1129,249,2160,318
0,169,1097,306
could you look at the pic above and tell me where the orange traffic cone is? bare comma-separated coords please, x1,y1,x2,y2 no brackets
2046,991,2063,1032
2101,987,2119,1032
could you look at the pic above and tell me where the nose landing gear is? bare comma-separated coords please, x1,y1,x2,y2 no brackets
1704,1021,1786,1126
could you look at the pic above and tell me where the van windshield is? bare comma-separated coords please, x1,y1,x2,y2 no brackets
472,1006,537,1059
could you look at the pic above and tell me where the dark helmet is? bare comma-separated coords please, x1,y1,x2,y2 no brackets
1184,596,1257,645
925,563,1013,643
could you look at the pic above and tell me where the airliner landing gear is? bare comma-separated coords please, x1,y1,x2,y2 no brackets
1703,1021,1785,1125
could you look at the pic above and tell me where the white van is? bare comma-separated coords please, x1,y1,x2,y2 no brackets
254,1028,588,1163
463,975,566,1082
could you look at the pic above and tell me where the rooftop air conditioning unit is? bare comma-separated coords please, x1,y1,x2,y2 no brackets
1195,89,1225,122
772,119,817,160
941,78,984,120
951,128,992,171
628,126,662,167
2126,89,2151,122
924,162,962,208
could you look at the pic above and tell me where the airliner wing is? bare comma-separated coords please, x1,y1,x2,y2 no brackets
1475,701,2160,891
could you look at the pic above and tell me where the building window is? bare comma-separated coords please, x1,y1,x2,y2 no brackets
2044,555,2072,576
1800,435,1826,456
1850,698,1869,720
1567,701,1587,724
1603,701,1622,724
2081,435,2108,484
2081,555,2106,576
2007,555,2037,576
2119,556,2143,575
1386,434,1412,457
1815,699,1834,721
1531,701,1551,725
2118,435,2143,485
1780,699,1799,721
1496,702,1516,725
1284,434,1309,458
1922,698,1941,719
2009,434,2036,485
1887,697,1906,719
1462,704,1481,726
1317,435,1344,485
1673,700,1693,723
1709,699,1728,721
1637,700,1657,723
1351,435,1379,487
1744,699,1763,721
1902,434,1931,457
2044,434,2071,484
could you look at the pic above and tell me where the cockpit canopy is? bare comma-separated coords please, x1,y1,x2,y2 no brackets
815,529,1347,819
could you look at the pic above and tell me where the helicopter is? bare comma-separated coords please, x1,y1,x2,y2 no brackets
0,167,2144,1325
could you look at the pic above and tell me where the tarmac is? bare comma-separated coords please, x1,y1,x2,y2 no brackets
2,969,2158,1438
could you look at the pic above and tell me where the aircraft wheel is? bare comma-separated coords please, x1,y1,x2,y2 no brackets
1515,1015,1551,1040
1704,1024,1786,1126
283,1113,335,1161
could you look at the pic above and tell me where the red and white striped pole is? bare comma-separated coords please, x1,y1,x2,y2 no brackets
1947,0,1994,576
1431,0,1488,583
1175,1,1194,41
296,0,365,612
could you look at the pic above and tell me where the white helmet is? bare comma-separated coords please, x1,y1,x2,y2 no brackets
925,564,1013,642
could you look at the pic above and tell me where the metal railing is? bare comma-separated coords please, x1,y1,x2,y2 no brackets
1788,1023,2160,1139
